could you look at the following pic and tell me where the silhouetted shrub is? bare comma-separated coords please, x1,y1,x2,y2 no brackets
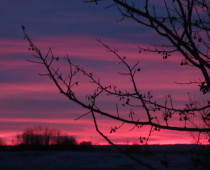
80,141,92,146
54,135,77,146
79,141,93,151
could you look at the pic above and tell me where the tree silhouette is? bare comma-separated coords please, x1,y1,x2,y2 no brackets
22,0,210,169
17,127,76,146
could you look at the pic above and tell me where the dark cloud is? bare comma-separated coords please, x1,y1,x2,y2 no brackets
0,0,151,43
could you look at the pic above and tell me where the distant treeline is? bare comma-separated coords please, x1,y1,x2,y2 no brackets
0,127,92,151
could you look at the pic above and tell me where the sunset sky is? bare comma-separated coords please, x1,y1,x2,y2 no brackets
0,0,207,145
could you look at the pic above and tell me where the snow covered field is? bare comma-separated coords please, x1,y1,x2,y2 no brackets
0,145,208,170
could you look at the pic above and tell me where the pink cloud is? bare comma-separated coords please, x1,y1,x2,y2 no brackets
0,35,186,64
0,39,28,54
